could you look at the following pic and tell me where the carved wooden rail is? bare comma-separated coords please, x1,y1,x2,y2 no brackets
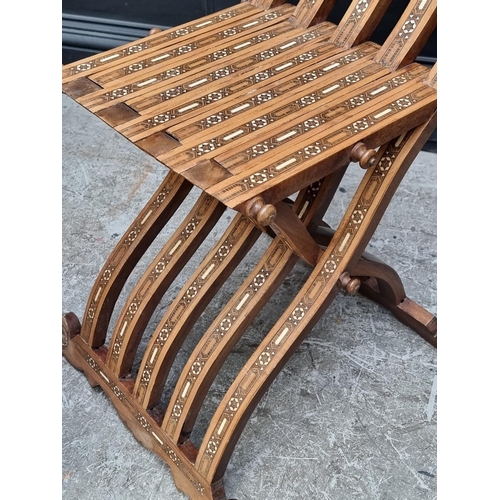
62,1,437,498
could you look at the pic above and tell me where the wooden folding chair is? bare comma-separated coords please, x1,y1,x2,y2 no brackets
62,1,437,498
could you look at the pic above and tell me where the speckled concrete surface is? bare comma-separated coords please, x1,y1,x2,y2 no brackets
62,93,437,500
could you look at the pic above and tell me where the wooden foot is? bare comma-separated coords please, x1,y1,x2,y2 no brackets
310,227,437,347
354,255,437,347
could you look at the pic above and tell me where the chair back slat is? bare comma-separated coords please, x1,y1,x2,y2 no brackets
374,0,437,70
292,0,339,28
250,0,289,9
329,0,392,49
425,63,437,89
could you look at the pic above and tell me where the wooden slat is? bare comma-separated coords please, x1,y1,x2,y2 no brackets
292,0,339,28
425,63,437,89
329,0,392,49
374,0,437,70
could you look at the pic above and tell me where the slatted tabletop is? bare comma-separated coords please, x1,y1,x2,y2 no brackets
63,0,436,217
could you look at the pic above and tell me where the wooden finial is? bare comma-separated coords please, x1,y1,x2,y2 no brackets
350,142,377,169
149,27,162,35
245,196,277,226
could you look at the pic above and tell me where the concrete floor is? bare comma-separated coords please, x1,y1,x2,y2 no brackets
62,93,437,500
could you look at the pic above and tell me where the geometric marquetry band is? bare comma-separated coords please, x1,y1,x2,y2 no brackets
75,341,208,496
376,0,435,68
331,0,373,47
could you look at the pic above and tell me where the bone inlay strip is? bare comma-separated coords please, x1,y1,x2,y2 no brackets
231,103,251,113
322,84,340,94
234,41,252,49
298,201,309,220
276,158,297,171
235,293,251,311
373,108,393,119
338,233,351,253
141,209,153,225
178,103,200,113
181,381,191,398
275,62,293,71
137,78,158,87
188,78,208,88
169,240,183,255
151,54,170,62
224,130,244,140
275,327,289,345
119,322,128,337
217,418,228,436
152,432,164,445
100,54,120,62
201,263,216,280
277,131,297,142
371,86,388,95
150,347,159,364
394,132,407,148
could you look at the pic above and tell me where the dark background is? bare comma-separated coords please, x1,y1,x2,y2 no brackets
62,0,436,147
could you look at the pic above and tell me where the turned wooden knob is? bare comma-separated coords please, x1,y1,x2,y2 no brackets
149,27,162,35
245,197,277,226
339,272,361,295
350,142,377,169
